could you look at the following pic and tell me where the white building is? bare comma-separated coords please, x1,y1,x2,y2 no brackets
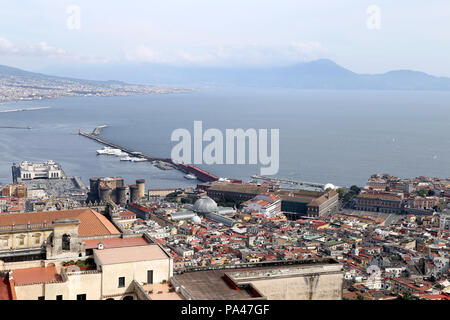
12,160,66,182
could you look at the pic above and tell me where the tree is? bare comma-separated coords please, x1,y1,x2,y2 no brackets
350,185,361,194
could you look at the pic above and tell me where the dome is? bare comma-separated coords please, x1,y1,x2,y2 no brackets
193,196,218,214
192,215,202,224
323,183,336,190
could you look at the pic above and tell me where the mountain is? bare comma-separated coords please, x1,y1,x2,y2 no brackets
0,64,127,86
40,59,450,91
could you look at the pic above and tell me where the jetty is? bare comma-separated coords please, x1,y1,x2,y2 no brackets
251,174,326,189
0,126,32,129
78,127,219,182
0,106,51,113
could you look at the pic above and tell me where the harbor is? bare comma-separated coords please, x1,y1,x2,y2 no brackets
251,174,331,190
78,126,219,182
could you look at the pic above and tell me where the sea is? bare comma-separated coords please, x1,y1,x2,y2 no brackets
1,87,450,189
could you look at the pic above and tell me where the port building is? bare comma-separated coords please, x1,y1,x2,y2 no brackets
12,160,66,183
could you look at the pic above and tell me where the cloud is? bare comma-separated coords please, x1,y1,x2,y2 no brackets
0,37,18,53
0,36,66,57
0,35,114,65
33,42,67,55
125,42,328,66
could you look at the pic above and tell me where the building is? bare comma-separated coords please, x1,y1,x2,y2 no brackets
241,194,282,218
354,191,403,214
0,208,120,262
1,240,173,300
206,183,269,202
405,196,440,210
171,258,344,300
440,213,450,231
12,160,65,183
1,184,27,198
206,181,338,219
171,196,237,226
0,206,174,300
281,190,339,219
88,177,146,206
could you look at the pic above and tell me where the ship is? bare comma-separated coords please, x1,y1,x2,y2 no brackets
120,156,147,162
96,147,127,156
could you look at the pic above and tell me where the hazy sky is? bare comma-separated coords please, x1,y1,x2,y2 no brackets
1,0,450,76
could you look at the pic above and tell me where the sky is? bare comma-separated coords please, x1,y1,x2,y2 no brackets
1,0,450,76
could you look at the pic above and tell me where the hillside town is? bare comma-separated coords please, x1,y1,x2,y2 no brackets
0,161,449,300
0,66,186,103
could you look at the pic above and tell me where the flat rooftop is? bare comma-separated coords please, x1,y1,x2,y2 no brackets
94,244,168,265
172,259,342,300
83,236,149,250
173,270,256,300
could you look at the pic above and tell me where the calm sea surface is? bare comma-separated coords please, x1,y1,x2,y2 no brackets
1,88,449,188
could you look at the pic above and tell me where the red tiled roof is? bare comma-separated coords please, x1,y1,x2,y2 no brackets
0,209,119,237
0,277,13,300
12,266,61,286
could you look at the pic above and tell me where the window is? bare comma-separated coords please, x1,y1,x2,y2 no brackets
56,295,63,300
118,277,125,288
76,294,86,300
17,236,25,246
147,270,153,284
62,234,71,251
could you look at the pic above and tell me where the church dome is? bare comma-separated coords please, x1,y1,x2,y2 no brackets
193,196,218,214
323,183,336,190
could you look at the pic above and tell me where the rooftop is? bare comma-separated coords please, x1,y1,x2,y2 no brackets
83,236,149,249
94,244,168,265
0,208,119,237
12,266,61,286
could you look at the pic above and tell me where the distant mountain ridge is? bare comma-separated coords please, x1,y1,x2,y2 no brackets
4,60,450,91
0,64,127,86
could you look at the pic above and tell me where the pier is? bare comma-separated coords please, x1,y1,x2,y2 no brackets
78,128,219,182
251,174,326,189
0,106,51,113
78,130,170,162
0,126,32,129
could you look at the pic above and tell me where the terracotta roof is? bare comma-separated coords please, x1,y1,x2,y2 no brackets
12,266,61,286
83,236,149,249
0,209,119,237
0,277,13,300
357,192,402,201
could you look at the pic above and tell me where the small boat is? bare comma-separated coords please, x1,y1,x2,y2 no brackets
121,156,147,162
97,147,126,156
120,156,134,161
184,174,197,180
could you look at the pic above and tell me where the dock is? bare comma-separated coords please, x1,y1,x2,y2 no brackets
0,126,32,129
0,106,51,113
78,127,219,182
251,174,326,189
